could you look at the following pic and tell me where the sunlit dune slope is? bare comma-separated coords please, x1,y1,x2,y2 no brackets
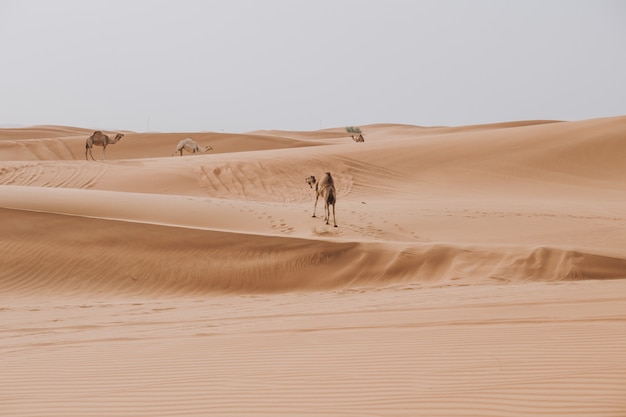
1,207,625,298
1,116,625,199
0,129,329,161
1,116,625,297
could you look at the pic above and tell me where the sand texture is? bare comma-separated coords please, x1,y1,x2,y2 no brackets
1,117,626,416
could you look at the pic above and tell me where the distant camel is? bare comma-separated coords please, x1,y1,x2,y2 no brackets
352,134,365,143
85,131,124,161
310,172,337,227
172,137,213,156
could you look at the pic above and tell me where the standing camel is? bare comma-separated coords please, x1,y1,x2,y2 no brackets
353,134,365,143
310,172,337,227
85,131,124,161
172,137,213,156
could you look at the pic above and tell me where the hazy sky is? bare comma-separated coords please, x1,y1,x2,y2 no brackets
1,0,625,133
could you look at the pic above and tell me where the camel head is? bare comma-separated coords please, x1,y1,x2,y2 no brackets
114,133,124,141
305,176,316,188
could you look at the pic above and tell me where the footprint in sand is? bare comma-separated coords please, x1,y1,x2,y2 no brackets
269,218,294,234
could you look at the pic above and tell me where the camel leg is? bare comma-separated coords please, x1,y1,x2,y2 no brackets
324,202,330,224
86,146,96,161
326,203,336,226
312,194,319,217
85,141,93,161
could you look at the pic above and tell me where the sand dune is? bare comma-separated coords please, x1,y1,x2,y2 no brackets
2,206,625,298
1,116,625,416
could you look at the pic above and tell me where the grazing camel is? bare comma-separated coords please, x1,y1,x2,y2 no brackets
352,134,364,142
172,137,213,156
310,172,337,227
85,131,124,161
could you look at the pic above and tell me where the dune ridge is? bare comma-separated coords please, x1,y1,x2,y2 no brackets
1,207,624,299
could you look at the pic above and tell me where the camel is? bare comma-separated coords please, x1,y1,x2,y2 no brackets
172,137,213,156
346,126,363,142
85,131,124,161
309,172,337,227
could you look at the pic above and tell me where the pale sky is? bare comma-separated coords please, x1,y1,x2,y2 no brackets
1,0,625,133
